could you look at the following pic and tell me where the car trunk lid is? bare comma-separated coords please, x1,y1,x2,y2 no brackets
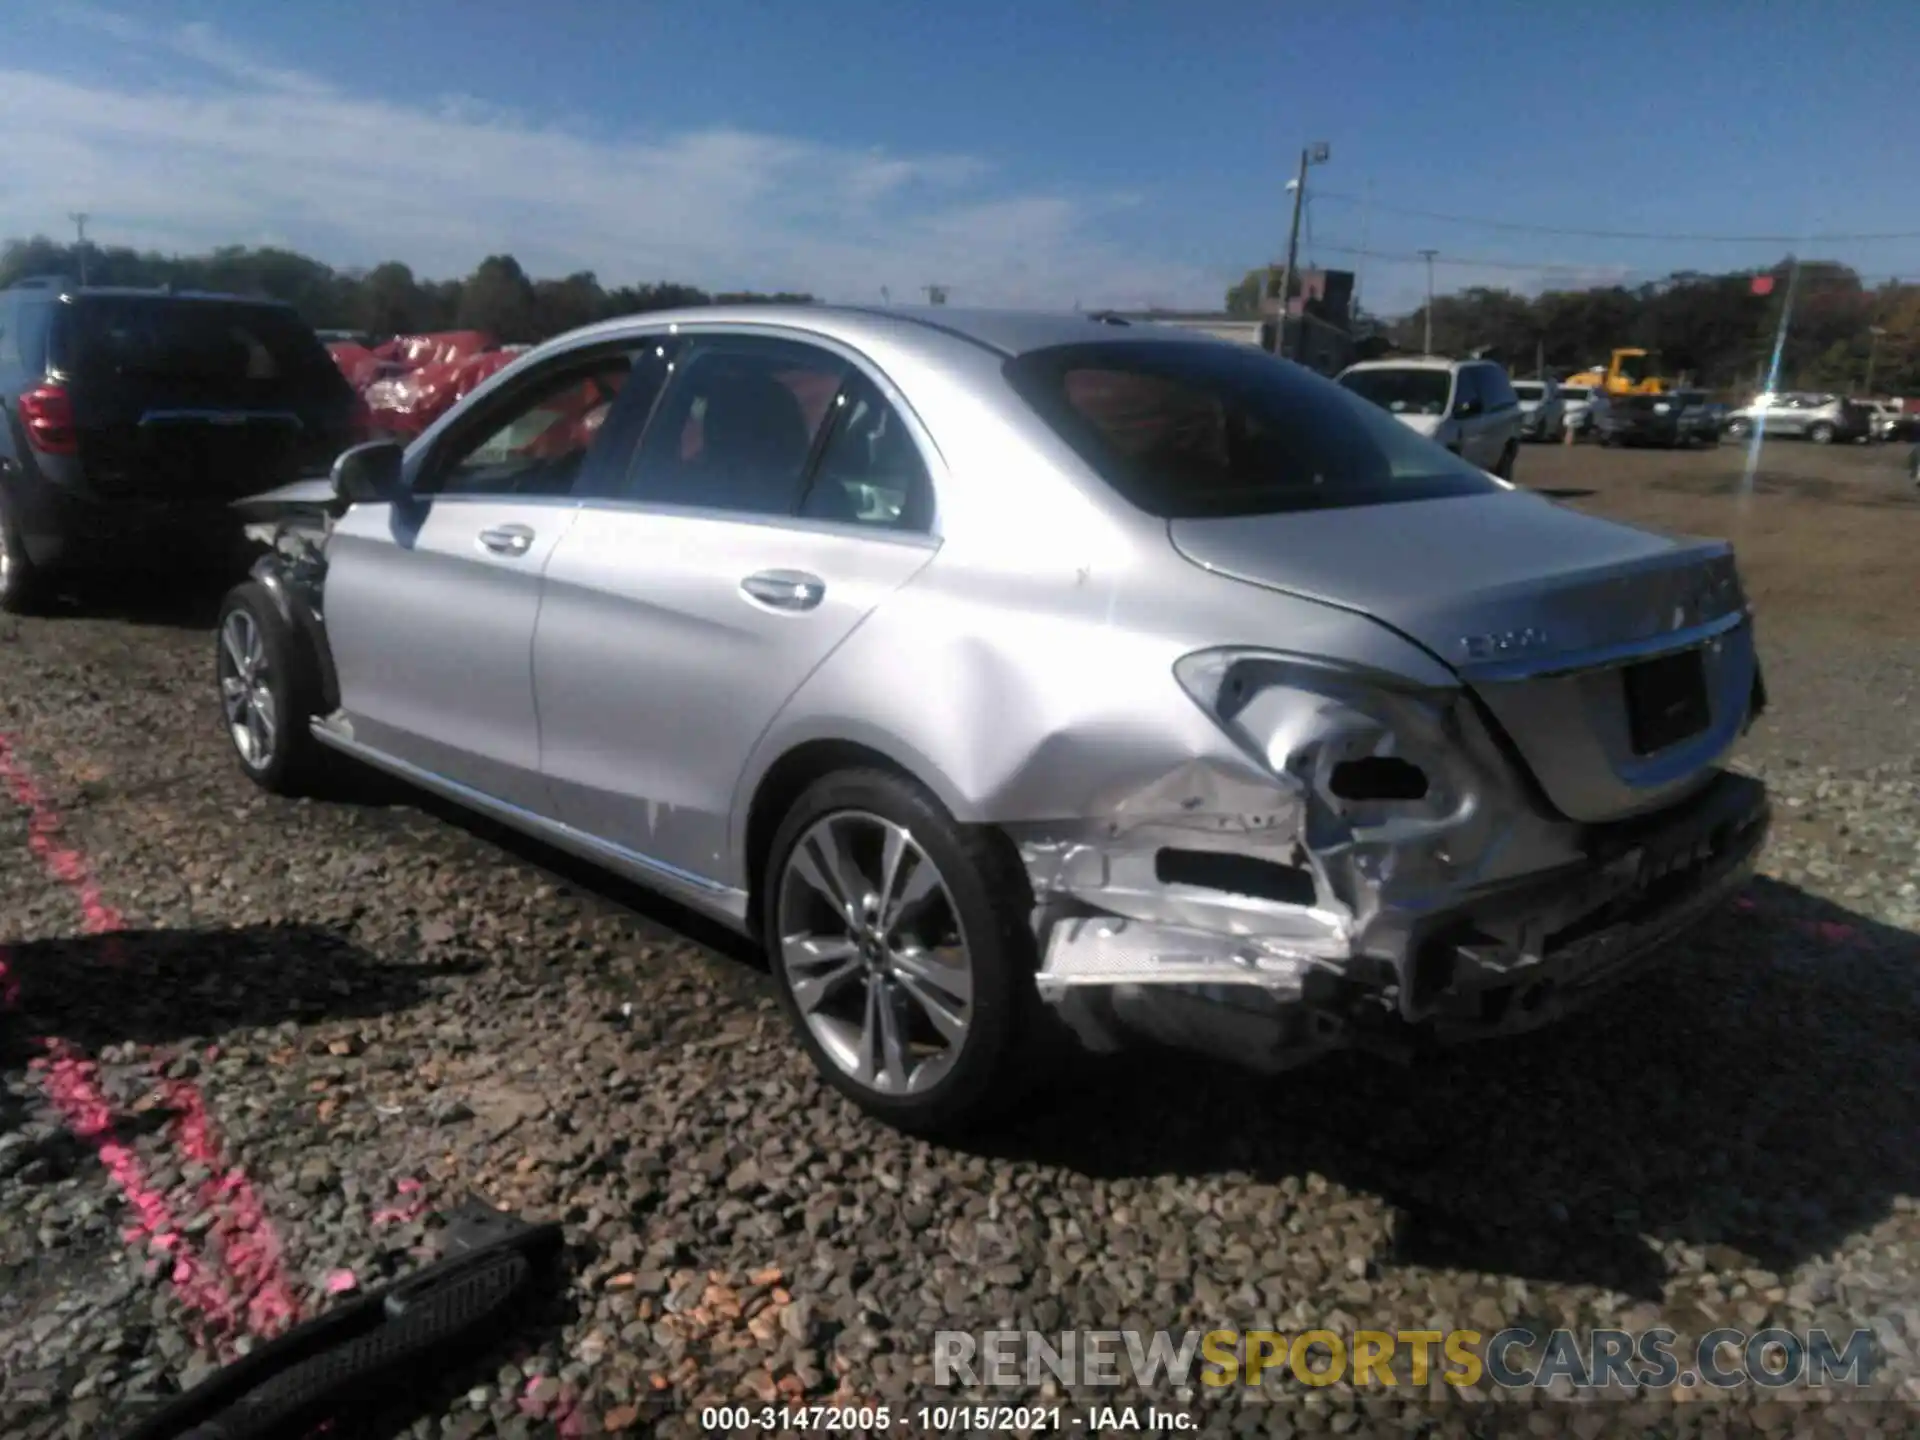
55,294,357,504
1169,492,1757,822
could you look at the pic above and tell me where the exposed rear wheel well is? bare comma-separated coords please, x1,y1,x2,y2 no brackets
743,740,921,937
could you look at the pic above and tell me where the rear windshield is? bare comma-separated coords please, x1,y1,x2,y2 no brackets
1511,382,1545,400
1002,341,1503,520
1336,366,1452,417
58,296,343,393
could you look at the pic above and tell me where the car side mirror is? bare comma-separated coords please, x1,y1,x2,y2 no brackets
331,440,405,506
1454,398,1483,419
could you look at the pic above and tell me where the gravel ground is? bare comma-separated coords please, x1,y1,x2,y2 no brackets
1,437,1917,1438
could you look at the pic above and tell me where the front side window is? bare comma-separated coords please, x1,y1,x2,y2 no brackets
1006,341,1503,520
627,336,847,516
425,356,630,497
1337,365,1452,417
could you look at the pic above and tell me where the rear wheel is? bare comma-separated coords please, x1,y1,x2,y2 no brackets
216,582,326,795
763,768,1050,1136
1726,418,1751,440
1809,421,1835,444
0,485,49,615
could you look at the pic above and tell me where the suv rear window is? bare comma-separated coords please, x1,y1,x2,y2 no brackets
1336,366,1451,417
1511,381,1545,400
1003,341,1502,520
58,296,342,394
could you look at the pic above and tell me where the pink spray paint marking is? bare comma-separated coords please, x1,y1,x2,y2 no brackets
0,732,303,1343
371,1176,430,1227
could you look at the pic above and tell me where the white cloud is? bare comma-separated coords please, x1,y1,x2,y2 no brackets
0,11,1221,309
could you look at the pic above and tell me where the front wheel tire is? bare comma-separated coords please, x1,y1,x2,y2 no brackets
1809,422,1835,444
216,582,325,795
762,768,1050,1136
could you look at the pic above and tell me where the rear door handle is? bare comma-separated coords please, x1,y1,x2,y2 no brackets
478,524,535,556
740,569,825,612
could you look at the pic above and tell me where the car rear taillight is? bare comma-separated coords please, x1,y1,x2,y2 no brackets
18,382,77,455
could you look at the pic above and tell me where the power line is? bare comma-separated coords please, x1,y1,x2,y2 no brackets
1309,189,1920,245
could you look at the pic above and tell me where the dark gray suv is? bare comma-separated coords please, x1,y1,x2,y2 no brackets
0,276,360,612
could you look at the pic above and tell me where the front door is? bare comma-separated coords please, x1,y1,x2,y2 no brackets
533,333,940,886
324,348,633,811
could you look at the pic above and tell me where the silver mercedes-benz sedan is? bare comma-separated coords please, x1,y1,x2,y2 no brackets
218,305,1770,1134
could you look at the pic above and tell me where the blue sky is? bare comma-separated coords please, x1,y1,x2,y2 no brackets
2,1,1917,313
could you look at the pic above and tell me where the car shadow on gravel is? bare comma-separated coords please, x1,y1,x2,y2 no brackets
969,878,1920,1301
0,921,460,1182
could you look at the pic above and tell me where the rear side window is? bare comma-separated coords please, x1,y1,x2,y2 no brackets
799,377,934,531
1005,341,1502,520
1478,366,1518,412
63,297,342,393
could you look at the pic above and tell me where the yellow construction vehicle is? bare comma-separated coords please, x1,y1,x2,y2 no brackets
1565,348,1670,395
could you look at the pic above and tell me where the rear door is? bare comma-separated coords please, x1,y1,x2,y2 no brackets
324,345,633,812
58,295,357,502
533,331,941,885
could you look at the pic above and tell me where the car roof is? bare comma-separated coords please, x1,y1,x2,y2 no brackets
1340,355,1482,374
542,303,1221,363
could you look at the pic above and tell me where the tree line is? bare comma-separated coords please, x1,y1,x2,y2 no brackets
0,236,815,345
1228,258,1920,397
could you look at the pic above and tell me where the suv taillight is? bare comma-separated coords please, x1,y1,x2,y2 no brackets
18,383,77,455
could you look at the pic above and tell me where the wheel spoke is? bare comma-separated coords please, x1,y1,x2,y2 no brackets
782,935,860,1014
249,690,277,749
874,982,911,1092
792,820,863,915
879,853,940,940
220,676,248,720
892,966,968,1045
221,620,250,677
891,945,972,1008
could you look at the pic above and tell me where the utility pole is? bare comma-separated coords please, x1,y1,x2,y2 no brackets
1418,249,1439,354
68,212,90,285
1865,324,1886,396
1272,141,1329,359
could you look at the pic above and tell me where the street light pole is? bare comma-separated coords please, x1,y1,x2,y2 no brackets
1418,249,1438,354
68,211,90,285
1272,142,1329,360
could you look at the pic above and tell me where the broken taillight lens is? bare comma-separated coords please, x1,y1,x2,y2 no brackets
18,383,77,455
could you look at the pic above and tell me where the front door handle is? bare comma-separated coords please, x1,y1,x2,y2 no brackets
478,524,535,556
740,569,826,612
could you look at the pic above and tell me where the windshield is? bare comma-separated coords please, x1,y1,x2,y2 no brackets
1336,366,1452,417
1002,341,1502,520
1511,382,1545,400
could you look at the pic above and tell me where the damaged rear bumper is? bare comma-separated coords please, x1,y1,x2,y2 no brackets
1028,770,1769,1071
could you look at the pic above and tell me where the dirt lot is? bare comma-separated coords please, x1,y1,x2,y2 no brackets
0,436,1916,1438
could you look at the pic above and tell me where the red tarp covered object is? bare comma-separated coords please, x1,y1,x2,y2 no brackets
357,342,520,437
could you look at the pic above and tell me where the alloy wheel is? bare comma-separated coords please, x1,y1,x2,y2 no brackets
775,810,974,1097
0,522,12,601
218,609,278,769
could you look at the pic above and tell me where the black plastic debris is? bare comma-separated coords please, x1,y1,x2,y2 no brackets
119,1196,565,1440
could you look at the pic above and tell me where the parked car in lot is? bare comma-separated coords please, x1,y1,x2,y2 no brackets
1859,399,1905,442
1723,391,1870,444
218,306,1770,1133
1555,382,1609,438
1598,389,1719,448
1510,378,1565,441
0,276,362,612
1335,356,1523,478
